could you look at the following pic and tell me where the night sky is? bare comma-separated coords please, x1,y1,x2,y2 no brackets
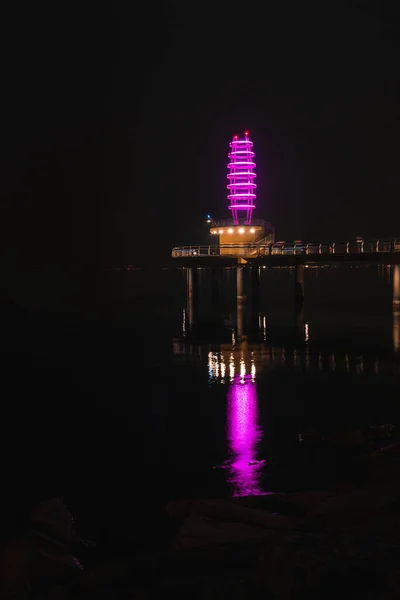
1,5,400,269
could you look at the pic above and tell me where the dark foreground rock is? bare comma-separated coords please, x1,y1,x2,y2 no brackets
0,497,83,599
2,442,400,598
160,444,400,599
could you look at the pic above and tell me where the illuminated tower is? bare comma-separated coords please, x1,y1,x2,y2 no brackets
209,131,274,250
227,131,256,225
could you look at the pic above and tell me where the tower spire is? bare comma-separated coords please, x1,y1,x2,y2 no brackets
227,131,257,225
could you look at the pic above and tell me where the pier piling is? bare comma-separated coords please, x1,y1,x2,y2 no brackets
394,265,400,307
294,265,305,308
236,265,246,341
187,267,198,330
237,265,246,307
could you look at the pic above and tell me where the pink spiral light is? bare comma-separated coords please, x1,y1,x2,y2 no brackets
227,131,257,224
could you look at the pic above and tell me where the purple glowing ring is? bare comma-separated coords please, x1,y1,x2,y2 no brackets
228,151,255,156
229,169,257,176
227,162,256,168
227,182,257,186
227,172,256,178
227,183,257,189
229,140,253,146
229,204,256,209
228,193,256,199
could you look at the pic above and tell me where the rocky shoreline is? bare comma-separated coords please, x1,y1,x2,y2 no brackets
2,433,400,598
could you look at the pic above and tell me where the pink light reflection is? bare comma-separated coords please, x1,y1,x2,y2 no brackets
226,375,264,496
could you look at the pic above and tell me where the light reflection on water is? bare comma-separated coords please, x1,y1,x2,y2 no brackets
394,311,400,352
177,305,400,378
227,376,264,497
174,296,400,496
183,335,400,497
171,267,400,497
190,340,399,380
208,348,264,496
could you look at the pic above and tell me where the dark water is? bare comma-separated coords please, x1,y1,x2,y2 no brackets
1,265,399,553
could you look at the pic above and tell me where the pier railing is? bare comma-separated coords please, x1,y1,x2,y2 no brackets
172,239,400,258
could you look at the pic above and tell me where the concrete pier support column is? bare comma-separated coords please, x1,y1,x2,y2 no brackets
394,311,400,352
250,266,260,335
294,265,305,309
211,268,222,305
394,265,400,352
237,265,245,302
393,264,400,307
187,267,198,330
237,305,244,342
296,307,305,338
251,265,260,299
237,265,246,341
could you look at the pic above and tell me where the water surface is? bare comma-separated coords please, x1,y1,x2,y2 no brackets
1,265,399,548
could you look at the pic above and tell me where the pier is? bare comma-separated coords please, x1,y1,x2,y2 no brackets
172,132,400,336
172,238,400,265
175,239,400,315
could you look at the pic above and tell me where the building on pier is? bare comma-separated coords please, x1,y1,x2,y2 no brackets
209,131,274,255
